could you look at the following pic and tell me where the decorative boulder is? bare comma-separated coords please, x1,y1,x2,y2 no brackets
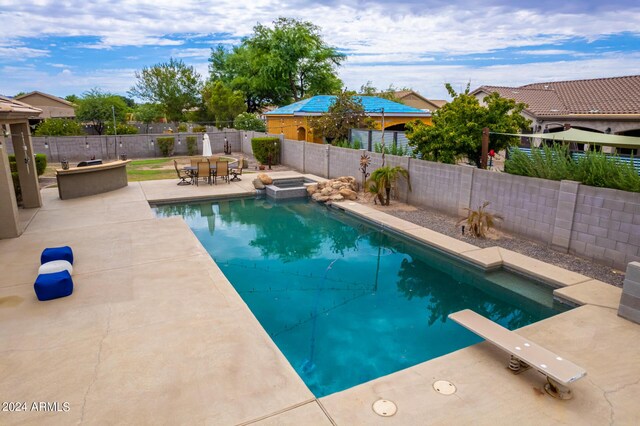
306,185,318,195
339,188,358,200
309,176,357,204
253,179,265,189
258,173,273,185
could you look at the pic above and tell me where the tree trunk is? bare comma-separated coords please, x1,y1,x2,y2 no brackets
385,187,391,205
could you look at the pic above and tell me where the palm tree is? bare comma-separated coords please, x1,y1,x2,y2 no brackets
366,166,411,205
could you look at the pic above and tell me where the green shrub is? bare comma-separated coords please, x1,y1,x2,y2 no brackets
374,142,409,156
8,154,46,176
35,154,47,175
505,144,575,180
234,112,266,132
192,125,207,133
505,144,640,192
177,123,188,132
34,118,84,136
11,171,21,201
105,123,139,135
573,152,640,192
251,137,280,165
186,136,197,156
156,137,175,157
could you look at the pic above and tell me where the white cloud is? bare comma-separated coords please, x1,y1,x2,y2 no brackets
0,46,49,60
340,53,640,100
171,48,212,59
518,49,577,55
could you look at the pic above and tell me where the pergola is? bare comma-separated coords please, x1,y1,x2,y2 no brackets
0,96,43,238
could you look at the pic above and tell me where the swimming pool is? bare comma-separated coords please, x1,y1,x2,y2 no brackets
153,197,569,397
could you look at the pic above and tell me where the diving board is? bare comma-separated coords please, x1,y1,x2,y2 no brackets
448,309,586,399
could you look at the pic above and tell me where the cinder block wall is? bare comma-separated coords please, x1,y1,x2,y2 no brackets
471,170,560,242
272,138,639,270
9,131,240,161
570,185,640,267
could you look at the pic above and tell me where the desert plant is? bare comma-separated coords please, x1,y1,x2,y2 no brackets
177,123,188,132
156,136,175,157
374,142,409,156
366,165,411,205
251,137,280,165
505,145,640,192
186,136,197,156
192,125,207,133
458,201,503,238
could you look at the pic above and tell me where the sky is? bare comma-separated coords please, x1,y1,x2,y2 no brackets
1,0,639,102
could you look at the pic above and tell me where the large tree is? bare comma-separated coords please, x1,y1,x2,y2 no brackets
309,91,375,143
129,58,202,124
204,81,247,129
209,17,344,111
406,83,530,167
134,103,163,133
76,89,128,135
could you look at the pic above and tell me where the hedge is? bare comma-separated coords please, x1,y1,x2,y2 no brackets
156,137,175,157
186,136,197,156
251,137,280,165
7,153,47,202
8,154,47,176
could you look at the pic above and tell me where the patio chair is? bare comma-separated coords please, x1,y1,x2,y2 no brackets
230,156,244,181
196,160,211,186
190,158,204,168
216,160,229,184
174,160,193,185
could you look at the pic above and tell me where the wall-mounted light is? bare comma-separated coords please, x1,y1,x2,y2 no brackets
44,140,49,149
85,138,89,149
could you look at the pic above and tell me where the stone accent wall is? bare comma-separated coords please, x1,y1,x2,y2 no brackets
619,262,640,323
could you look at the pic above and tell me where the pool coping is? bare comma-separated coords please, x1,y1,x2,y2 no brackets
331,200,622,309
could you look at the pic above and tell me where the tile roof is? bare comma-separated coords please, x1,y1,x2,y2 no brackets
474,75,640,116
0,96,43,116
265,95,430,115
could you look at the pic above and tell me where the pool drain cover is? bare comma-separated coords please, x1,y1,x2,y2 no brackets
433,380,456,395
372,399,397,417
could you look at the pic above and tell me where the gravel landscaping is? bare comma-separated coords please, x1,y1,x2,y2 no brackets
364,199,625,288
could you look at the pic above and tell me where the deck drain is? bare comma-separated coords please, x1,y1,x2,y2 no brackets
433,380,456,395
372,399,397,417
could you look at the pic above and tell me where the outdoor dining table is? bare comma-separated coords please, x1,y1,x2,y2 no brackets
182,159,241,184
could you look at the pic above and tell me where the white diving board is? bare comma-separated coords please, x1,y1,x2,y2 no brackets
448,309,587,399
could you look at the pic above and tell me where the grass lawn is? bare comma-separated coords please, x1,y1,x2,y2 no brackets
42,157,242,183
126,158,177,182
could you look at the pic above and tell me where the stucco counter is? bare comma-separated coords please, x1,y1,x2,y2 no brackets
56,160,130,199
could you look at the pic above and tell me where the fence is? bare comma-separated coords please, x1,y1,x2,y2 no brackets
5,131,241,162
245,136,639,270
350,129,414,156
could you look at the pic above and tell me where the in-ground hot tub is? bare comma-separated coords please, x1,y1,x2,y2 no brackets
265,177,317,200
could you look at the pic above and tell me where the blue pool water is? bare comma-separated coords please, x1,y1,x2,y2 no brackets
153,197,569,397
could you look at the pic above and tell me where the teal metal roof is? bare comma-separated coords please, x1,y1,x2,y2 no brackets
265,95,430,115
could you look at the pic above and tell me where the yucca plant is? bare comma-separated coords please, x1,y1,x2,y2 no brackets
366,165,411,205
458,201,503,238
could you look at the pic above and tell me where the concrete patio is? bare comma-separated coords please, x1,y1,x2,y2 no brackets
1,174,639,425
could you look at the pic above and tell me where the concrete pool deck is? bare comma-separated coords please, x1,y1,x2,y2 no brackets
1,173,638,425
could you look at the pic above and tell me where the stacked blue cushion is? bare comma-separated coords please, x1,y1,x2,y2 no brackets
41,246,74,265
34,270,73,301
35,246,75,301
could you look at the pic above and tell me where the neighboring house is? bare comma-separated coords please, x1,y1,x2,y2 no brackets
265,95,431,143
389,90,447,112
14,91,76,120
471,75,640,152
